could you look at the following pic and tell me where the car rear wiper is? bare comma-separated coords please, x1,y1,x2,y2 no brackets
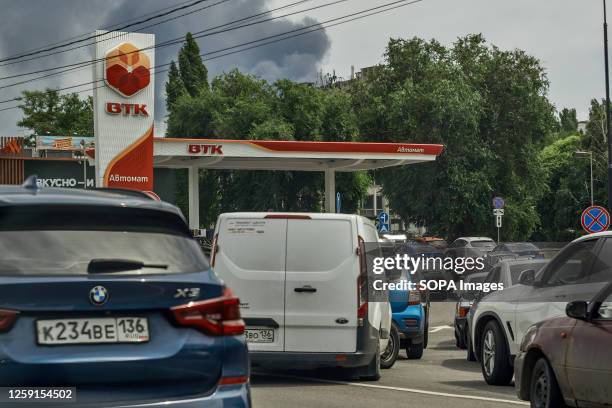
87,259,168,274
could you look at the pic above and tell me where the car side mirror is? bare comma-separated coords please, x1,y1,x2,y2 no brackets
518,269,536,286
566,301,589,320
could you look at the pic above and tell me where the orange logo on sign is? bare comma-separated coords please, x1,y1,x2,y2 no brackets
105,43,150,97
1,139,21,154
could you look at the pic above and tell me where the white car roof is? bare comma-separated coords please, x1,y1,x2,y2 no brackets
460,237,495,242
572,231,612,243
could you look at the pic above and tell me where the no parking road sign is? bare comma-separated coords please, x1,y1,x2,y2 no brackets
581,205,611,234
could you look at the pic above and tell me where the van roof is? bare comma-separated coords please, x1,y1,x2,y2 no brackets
217,212,371,222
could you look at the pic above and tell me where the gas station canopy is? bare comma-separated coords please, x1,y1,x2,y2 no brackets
152,138,444,228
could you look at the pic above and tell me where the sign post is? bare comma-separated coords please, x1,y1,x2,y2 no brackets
92,31,155,191
492,197,505,243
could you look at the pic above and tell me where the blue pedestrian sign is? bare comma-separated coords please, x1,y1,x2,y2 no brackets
581,205,610,234
336,192,341,213
378,211,390,233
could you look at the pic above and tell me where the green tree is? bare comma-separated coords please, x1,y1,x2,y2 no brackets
534,134,586,241
17,89,93,136
165,60,187,111
352,35,556,240
559,107,578,134
582,99,609,209
178,32,208,97
166,69,370,224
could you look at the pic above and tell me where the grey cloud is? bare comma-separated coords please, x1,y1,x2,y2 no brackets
0,0,332,135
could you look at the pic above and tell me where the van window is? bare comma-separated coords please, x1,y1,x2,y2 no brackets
286,220,353,272
219,218,286,272
363,223,379,243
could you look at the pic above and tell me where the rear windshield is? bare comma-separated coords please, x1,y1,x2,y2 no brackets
0,205,208,276
471,240,496,249
505,243,538,252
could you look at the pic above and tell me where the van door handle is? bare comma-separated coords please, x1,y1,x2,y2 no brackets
295,286,317,293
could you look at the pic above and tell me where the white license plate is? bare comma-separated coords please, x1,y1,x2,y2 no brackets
245,328,274,343
36,317,149,345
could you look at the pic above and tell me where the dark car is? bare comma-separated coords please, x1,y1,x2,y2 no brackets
445,237,496,276
397,241,453,290
414,236,449,250
0,181,251,407
454,272,487,349
490,242,544,260
515,281,612,408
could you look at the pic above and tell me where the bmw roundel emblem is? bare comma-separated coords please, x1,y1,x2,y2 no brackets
90,286,109,306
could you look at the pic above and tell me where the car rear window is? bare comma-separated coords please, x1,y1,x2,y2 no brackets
471,240,496,249
505,243,538,252
0,205,208,276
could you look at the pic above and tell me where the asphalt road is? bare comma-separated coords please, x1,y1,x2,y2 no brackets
251,302,527,407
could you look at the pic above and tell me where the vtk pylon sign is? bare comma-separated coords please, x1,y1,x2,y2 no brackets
92,31,155,191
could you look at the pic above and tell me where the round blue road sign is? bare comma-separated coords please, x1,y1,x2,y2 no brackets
581,206,611,234
493,197,505,209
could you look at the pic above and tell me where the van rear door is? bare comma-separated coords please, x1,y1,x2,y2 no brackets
214,216,286,352
284,217,358,352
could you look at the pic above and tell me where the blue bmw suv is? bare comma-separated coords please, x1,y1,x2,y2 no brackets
0,180,250,407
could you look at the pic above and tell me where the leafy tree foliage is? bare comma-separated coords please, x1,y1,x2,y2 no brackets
17,90,93,136
165,61,187,111
178,32,208,96
559,108,578,134
351,34,556,240
167,67,368,226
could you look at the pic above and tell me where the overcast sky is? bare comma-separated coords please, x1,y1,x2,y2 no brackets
0,0,607,136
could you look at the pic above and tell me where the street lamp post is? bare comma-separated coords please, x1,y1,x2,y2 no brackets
575,150,594,206
604,0,612,209
79,138,87,190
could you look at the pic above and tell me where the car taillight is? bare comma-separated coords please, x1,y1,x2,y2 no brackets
171,289,244,336
0,309,18,332
456,301,472,317
219,376,249,386
408,290,421,306
357,235,368,319
457,306,469,318
210,233,219,268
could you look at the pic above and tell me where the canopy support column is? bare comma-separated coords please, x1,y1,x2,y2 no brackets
324,169,336,213
188,166,200,230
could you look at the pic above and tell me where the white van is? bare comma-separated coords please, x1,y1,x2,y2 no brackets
211,212,391,380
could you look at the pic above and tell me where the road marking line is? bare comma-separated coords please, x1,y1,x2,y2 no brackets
254,373,528,406
429,325,453,333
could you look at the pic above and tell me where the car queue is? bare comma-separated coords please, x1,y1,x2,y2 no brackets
455,234,612,407
1,181,611,408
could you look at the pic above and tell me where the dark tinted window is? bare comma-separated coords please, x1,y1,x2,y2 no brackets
471,240,496,249
0,205,208,276
509,261,547,285
450,239,466,248
487,266,501,283
544,240,598,286
588,239,612,284
505,243,538,252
